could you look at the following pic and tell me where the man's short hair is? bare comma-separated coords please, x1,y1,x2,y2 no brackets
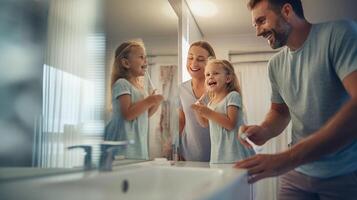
247,0,305,19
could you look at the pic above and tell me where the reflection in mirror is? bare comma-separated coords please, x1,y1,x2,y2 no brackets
0,0,178,180
104,0,178,160
0,0,106,177
0,0,48,168
37,0,105,170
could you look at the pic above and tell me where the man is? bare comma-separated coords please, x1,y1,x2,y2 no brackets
235,0,357,199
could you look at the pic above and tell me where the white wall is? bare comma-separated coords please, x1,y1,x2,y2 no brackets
205,33,271,60
303,0,357,23
203,0,357,60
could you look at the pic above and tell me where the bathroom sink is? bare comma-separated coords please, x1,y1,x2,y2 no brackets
0,162,251,200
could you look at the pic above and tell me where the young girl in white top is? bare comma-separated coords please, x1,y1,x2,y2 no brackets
104,41,163,160
192,59,255,164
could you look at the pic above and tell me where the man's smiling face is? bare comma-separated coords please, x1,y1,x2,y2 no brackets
251,0,292,49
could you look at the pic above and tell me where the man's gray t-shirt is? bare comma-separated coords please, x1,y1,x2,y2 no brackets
179,80,211,161
268,20,357,178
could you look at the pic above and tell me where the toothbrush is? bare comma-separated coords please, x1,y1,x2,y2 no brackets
240,132,248,140
146,71,156,90
239,129,262,151
238,127,249,140
195,92,207,104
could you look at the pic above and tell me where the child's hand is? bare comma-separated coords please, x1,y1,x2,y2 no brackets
195,92,206,104
147,92,163,117
148,94,164,105
191,103,210,127
191,103,211,117
151,89,157,95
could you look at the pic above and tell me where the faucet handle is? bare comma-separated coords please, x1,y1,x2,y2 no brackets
99,140,134,171
99,145,120,171
67,145,92,170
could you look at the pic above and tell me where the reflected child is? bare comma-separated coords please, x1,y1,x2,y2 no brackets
104,41,163,160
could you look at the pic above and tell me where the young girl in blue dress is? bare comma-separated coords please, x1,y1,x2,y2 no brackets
104,41,163,159
192,59,255,163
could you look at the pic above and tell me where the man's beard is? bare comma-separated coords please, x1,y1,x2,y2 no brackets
269,17,292,49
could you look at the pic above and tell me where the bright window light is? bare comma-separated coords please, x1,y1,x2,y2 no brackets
182,36,191,82
189,1,217,17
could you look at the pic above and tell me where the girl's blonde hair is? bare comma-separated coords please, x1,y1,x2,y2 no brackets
110,41,145,90
207,59,242,95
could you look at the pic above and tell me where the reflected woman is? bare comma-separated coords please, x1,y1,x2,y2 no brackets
178,41,216,161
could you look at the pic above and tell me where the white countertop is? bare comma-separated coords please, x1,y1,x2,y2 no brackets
0,160,251,200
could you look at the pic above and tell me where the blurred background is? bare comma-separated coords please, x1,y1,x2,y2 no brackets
0,0,178,169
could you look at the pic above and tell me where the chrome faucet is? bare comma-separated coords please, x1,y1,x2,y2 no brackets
67,145,92,170
99,140,134,171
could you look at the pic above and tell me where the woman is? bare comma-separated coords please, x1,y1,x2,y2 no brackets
178,41,216,161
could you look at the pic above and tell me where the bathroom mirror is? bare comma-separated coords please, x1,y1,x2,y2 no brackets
104,0,179,160
0,0,178,180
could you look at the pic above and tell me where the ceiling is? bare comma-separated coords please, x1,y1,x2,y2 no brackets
186,0,357,37
104,0,357,41
186,0,253,36
104,0,178,40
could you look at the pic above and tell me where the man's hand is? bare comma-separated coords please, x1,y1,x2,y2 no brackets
234,152,296,183
238,125,271,147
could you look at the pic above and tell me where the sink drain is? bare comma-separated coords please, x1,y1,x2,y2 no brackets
122,179,129,193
